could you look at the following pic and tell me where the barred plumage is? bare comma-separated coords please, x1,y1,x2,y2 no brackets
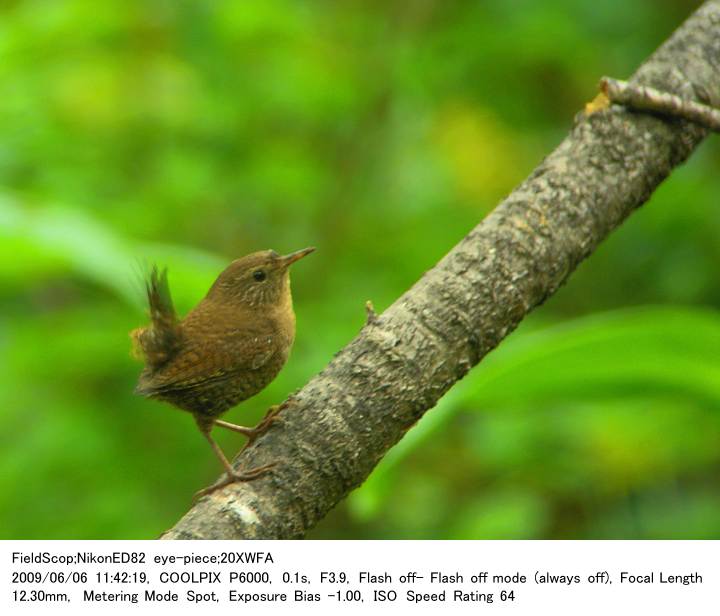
131,247,315,497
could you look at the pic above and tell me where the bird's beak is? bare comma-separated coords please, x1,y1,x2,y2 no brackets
281,247,316,266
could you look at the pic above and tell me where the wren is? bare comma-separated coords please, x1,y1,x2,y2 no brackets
131,247,314,496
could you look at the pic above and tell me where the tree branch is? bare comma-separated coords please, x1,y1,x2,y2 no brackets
162,1,720,539
600,76,720,131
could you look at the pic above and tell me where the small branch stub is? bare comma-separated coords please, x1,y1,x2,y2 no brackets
365,300,378,326
600,76,720,131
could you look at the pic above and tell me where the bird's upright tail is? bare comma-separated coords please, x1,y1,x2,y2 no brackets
130,266,182,372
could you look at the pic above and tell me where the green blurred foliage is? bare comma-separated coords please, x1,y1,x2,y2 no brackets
0,0,717,539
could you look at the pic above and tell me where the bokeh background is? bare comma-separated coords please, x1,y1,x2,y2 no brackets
1,0,718,539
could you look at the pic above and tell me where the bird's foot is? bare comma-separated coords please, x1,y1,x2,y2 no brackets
246,403,285,445
192,462,276,501
214,402,286,447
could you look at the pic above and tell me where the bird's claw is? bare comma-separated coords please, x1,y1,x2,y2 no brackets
246,404,285,444
192,462,277,502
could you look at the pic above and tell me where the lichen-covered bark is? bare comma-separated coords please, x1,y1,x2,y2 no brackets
162,1,720,540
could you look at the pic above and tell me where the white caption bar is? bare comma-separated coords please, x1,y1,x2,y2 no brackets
1,540,716,615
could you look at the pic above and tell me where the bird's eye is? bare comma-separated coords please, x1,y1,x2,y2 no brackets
253,270,267,282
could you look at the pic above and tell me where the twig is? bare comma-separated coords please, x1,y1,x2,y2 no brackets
600,76,720,131
365,300,378,326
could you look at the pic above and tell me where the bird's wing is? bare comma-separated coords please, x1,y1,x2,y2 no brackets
136,324,279,395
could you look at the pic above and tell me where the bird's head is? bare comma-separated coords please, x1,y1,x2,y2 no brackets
206,247,315,308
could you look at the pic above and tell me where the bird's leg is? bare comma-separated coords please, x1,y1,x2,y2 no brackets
193,417,275,500
214,402,286,445
212,419,257,437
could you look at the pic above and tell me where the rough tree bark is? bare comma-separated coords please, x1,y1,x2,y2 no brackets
162,1,720,539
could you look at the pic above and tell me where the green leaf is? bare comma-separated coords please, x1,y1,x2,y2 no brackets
348,306,720,520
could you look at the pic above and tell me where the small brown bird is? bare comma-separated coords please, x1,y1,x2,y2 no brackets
131,247,314,495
